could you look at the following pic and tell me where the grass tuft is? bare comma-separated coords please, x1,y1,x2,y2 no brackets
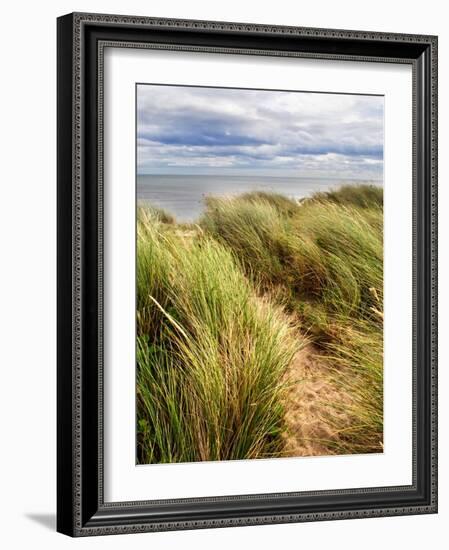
311,183,383,209
139,203,176,224
200,185,384,454
137,207,301,463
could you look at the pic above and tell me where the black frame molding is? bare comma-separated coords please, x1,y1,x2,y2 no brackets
57,12,438,537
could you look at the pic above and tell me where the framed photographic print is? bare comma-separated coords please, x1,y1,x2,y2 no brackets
57,12,438,536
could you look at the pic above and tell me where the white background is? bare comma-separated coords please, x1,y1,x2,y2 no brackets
104,49,413,501
0,1,446,549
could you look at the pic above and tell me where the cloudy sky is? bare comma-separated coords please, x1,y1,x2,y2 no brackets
137,84,384,180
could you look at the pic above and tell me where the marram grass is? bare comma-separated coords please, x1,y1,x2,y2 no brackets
200,185,384,454
136,207,300,463
136,184,384,460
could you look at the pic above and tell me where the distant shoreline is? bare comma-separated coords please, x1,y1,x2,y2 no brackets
137,174,383,222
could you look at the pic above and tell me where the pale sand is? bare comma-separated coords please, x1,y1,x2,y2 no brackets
282,343,352,457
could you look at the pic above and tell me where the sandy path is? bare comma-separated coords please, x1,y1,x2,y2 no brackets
281,343,351,457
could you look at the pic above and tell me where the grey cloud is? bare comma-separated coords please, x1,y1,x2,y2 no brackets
137,84,384,180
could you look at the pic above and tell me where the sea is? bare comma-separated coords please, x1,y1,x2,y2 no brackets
137,174,382,222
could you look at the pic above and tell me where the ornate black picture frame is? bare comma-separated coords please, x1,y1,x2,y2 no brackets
57,12,438,537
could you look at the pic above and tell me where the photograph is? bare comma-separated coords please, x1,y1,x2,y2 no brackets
55,10,437,537
135,83,385,465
